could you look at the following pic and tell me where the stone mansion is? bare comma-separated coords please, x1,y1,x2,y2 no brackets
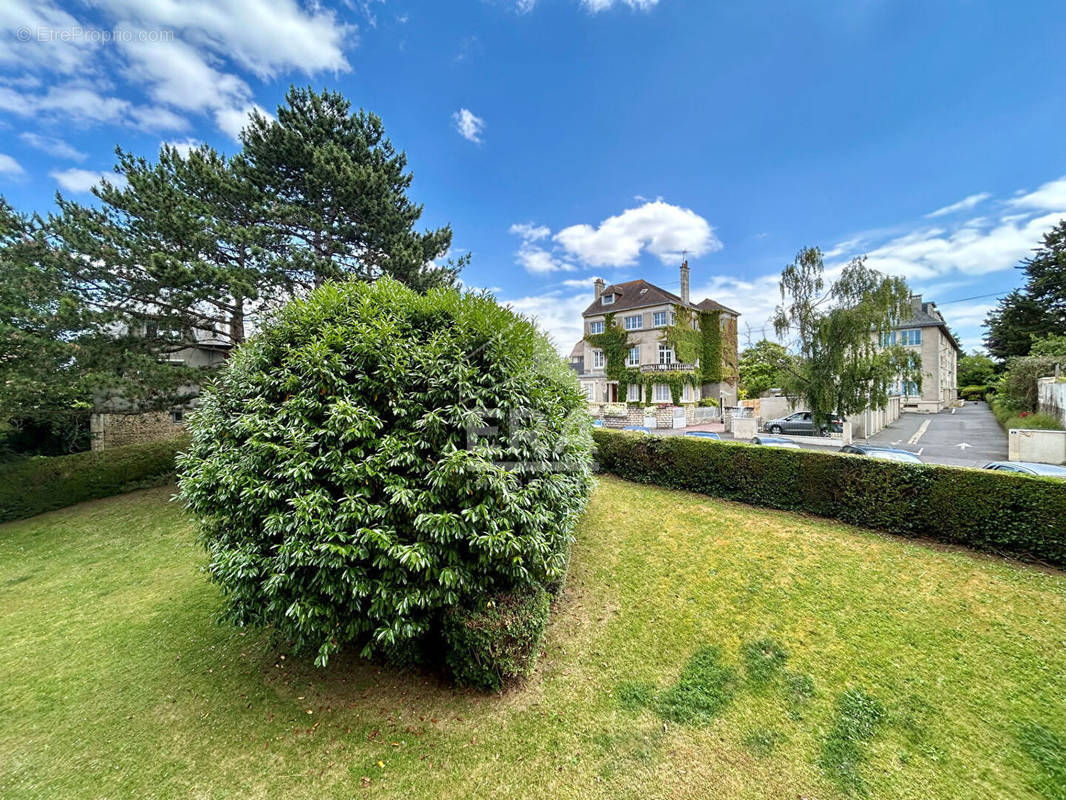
571,261,740,408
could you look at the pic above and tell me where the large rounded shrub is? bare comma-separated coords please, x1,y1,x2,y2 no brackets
178,278,593,669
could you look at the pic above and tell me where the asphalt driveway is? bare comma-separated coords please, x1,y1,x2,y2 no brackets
862,400,1007,467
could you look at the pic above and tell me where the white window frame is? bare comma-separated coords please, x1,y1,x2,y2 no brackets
601,293,615,306
653,311,668,327
626,383,641,402
654,384,671,403
588,320,604,335
682,384,694,403
900,329,922,346
626,345,640,367
623,314,643,330
592,349,605,369
658,344,674,365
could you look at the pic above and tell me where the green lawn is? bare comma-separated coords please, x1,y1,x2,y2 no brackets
2,477,1065,799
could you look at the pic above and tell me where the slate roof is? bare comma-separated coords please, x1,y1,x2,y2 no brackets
581,279,740,318
694,297,741,316
894,298,960,351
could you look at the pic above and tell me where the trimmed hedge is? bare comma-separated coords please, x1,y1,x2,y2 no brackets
592,429,1066,567
442,588,552,691
0,437,187,523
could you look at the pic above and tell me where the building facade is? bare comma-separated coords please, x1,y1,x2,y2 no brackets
90,326,232,450
883,295,960,413
574,261,740,408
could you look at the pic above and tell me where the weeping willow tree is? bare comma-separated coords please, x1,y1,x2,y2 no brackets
772,247,920,428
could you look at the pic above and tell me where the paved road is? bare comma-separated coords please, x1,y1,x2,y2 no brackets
862,400,1007,467
660,401,1008,466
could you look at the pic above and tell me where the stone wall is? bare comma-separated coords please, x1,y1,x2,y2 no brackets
90,411,185,451
1008,428,1066,465
1038,377,1066,427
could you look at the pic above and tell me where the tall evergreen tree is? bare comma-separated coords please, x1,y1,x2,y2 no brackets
239,86,465,291
984,219,1066,360
52,144,279,351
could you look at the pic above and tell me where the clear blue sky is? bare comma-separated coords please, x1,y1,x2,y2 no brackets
3,0,1065,352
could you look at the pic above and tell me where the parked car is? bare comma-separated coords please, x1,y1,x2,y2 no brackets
622,426,651,434
982,461,1066,478
763,411,843,436
751,435,801,448
839,444,922,463
684,431,721,440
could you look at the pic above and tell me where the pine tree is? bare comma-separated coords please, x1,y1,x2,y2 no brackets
238,86,465,291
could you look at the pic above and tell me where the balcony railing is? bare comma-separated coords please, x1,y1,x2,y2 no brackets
640,362,696,373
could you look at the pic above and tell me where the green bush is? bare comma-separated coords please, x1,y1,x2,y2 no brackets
1004,413,1065,431
0,437,186,523
960,384,993,401
592,430,1066,566
178,278,594,670
442,588,551,690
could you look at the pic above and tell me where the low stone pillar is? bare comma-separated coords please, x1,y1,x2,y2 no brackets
732,417,757,440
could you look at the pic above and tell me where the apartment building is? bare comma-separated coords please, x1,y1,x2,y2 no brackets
575,261,740,407
882,294,960,413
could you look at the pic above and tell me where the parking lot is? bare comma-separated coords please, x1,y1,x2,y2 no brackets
861,400,1008,467
663,400,1009,467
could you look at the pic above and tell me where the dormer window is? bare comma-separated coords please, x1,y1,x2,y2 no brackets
601,293,615,305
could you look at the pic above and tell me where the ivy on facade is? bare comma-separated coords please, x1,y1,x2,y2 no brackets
586,311,700,405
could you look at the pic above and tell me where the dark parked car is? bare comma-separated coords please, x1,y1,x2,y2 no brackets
839,444,922,463
684,431,721,440
982,461,1066,478
763,411,843,436
751,435,801,448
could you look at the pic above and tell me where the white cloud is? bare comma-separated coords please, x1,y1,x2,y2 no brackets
502,289,593,354
214,103,271,141
0,0,97,75
0,84,187,131
119,36,251,114
554,199,721,267
516,244,576,274
859,212,1065,282
452,108,485,143
92,0,350,78
18,132,86,161
560,277,600,289
0,153,24,175
509,221,575,273
515,0,538,12
1,0,349,140
1009,176,1066,211
582,0,661,11
161,138,200,158
509,222,550,241
51,167,127,193
926,192,990,218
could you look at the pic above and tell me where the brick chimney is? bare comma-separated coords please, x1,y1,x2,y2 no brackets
680,260,690,305
594,277,605,301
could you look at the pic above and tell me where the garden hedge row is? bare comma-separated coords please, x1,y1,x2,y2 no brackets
0,436,187,523
592,429,1066,567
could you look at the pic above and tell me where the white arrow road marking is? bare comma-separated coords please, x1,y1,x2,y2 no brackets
956,442,972,449
917,447,924,456
908,420,931,445
891,440,901,446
